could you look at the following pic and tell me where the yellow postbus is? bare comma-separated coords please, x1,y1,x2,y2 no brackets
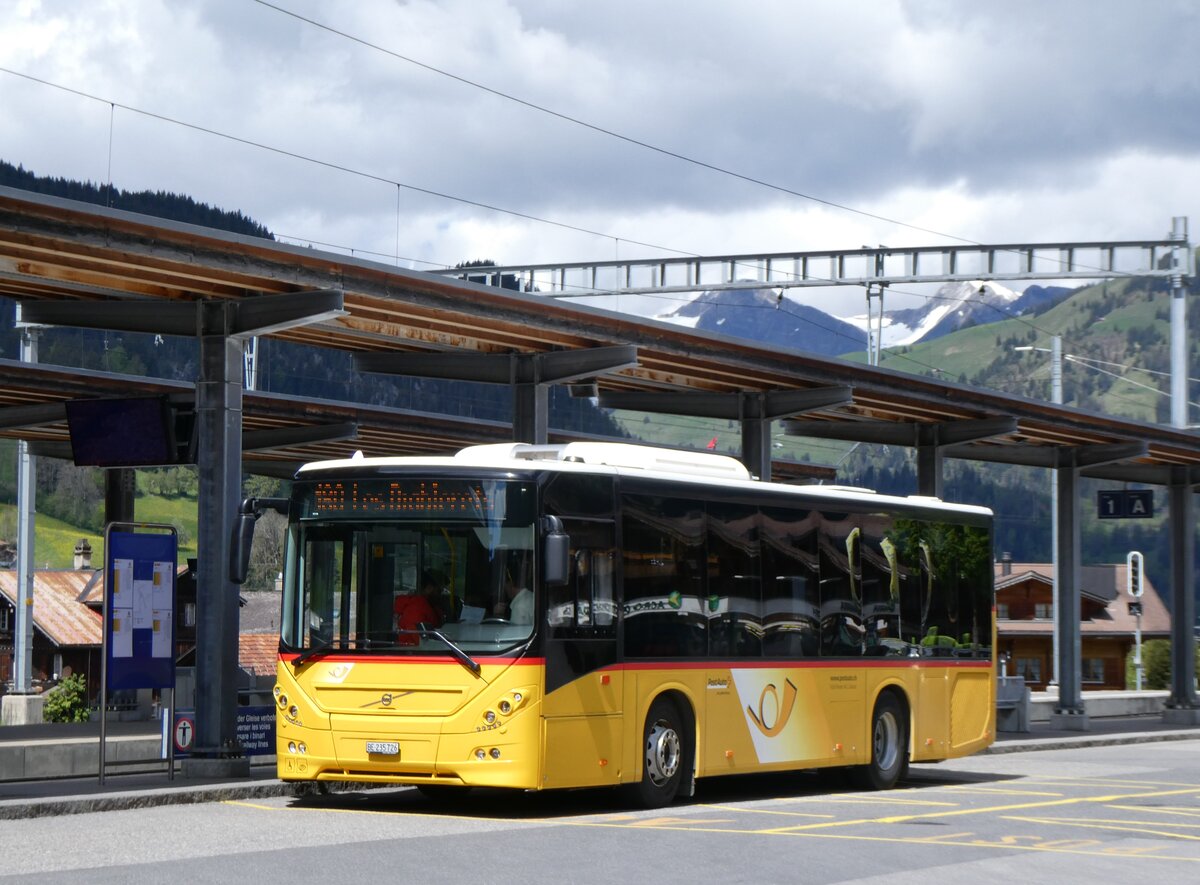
242,441,994,807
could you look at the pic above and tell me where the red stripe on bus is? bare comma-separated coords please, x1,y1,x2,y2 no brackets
278,653,546,666
608,658,992,672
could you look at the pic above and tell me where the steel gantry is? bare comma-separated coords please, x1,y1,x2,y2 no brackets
0,186,1198,758
426,238,1194,297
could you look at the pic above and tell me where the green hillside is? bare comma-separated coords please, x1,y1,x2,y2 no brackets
0,490,197,569
876,276,1192,423
608,410,854,469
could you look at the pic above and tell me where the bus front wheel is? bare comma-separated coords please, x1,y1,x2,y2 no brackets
632,697,687,808
852,692,908,790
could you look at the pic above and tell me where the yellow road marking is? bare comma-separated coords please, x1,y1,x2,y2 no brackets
1002,814,1200,842
228,796,1200,862
224,801,281,811
1107,804,1200,819
791,795,960,807
758,785,1200,834
557,819,1200,861
696,803,833,818
1010,814,1200,831
632,816,734,827
1024,777,1196,788
942,787,1065,797
222,798,548,824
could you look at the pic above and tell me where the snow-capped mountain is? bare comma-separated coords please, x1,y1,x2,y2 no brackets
844,280,1022,347
656,280,1072,355
656,287,867,356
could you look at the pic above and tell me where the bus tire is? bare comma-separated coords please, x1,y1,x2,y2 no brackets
851,692,908,790
291,781,330,800
632,697,687,808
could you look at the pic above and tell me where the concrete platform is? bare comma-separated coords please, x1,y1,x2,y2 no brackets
1029,688,1171,721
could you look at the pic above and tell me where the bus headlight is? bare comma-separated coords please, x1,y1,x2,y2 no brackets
498,700,512,715
484,710,496,724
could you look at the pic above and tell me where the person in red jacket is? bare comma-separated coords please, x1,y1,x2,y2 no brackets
394,572,443,644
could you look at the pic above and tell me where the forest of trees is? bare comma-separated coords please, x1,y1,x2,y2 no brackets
0,160,273,239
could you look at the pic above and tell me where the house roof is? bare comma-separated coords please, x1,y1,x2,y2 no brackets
239,591,282,634
0,569,102,647
239,633,279,678
994,561,1171,638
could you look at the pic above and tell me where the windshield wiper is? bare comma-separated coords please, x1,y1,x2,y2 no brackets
293,640,340,668
417,628,482,677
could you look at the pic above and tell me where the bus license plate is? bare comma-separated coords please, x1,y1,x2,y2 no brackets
366,741,400,756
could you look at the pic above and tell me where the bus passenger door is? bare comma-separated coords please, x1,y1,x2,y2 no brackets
542,521,623,789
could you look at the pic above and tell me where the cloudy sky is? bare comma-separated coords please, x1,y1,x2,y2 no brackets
3,0,1199,316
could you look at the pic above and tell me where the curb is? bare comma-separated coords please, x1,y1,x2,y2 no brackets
987,729,1199,755
0,780,295,821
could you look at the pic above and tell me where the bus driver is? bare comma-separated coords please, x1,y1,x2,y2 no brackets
493,573,533,624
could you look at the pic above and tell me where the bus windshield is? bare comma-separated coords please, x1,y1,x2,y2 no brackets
281,477,538,657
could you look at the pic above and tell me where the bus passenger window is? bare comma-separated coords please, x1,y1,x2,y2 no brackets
761,507,820,658
546,519,615,638
622,495,706,658
706,502,761,657
819,512,863,657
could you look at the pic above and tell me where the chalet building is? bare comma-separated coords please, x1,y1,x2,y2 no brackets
995,554,1171,691
0,567,103,697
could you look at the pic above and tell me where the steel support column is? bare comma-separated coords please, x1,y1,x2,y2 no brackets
12,330,36,696
740,405,770,481
105,469,136,524
189,315,248,771
1165,472,1200,723
1051,460,1087,729
916,444,943,498
513,382,549,445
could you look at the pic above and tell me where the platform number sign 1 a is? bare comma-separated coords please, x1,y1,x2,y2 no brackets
1098,489,1153,519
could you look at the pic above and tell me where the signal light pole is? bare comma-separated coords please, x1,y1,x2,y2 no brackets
1015,337,1063,689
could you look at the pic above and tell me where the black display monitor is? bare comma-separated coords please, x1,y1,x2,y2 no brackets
65,396,178,467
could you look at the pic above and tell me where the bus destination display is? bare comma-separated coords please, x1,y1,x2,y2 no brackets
308,479,495,517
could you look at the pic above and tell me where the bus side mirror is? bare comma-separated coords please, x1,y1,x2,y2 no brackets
230,512,257,585
229,497,289,584
542,516,570,587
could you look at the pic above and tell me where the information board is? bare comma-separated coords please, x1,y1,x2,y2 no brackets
105,529,177,691
173,707,275,758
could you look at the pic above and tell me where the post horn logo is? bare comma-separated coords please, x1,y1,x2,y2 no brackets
747,678,798,737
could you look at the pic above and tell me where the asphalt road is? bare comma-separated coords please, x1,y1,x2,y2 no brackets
2,740,1198,883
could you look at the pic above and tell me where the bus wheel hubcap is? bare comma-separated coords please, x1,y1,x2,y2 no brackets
875,711,899,771
646,721,681,785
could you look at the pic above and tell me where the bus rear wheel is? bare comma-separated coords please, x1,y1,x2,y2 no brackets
632,697,687,808
851,693,908,790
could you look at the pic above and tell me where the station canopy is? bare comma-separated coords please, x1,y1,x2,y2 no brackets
1,185,1199,485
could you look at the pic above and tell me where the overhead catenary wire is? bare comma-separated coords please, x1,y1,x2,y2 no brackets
251,0,1158,286
0,64,1130,376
